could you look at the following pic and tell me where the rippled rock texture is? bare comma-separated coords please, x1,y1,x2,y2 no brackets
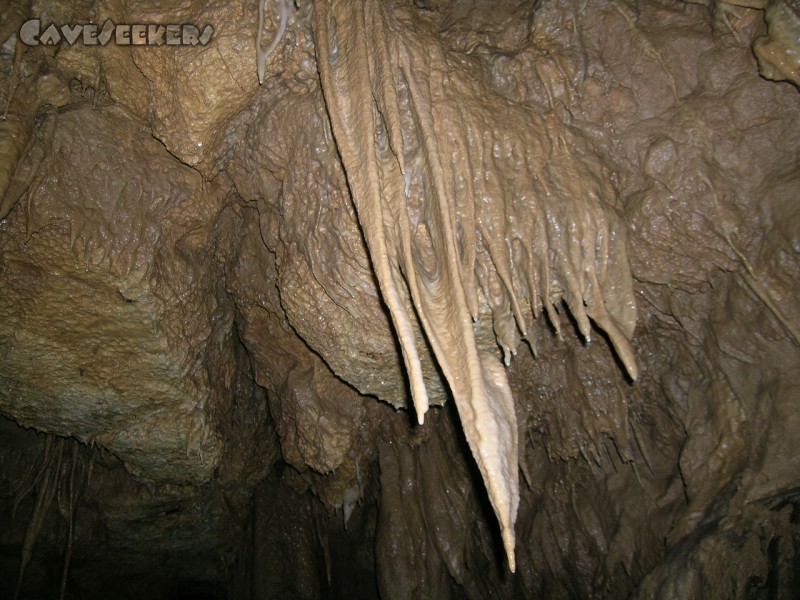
1,0,799,598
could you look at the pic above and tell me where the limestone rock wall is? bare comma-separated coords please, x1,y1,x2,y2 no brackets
0,0,798,598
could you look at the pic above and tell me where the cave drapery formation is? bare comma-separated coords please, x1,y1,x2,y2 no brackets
1,0,799,599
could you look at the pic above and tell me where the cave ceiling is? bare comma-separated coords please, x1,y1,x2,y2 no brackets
0,0,799,598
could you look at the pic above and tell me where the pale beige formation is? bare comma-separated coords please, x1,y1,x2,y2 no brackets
256,0,290,84
313,0,638,570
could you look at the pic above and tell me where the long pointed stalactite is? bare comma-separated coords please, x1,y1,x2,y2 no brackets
11,434,95,600
312,0,639,571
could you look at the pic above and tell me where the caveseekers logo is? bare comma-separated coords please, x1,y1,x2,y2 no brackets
20,19,214,46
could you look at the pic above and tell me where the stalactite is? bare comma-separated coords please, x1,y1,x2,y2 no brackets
311,0,638,571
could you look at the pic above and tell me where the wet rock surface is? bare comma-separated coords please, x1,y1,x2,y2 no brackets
1,0,799,598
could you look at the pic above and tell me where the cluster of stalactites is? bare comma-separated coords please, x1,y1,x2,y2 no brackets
310,0,638,573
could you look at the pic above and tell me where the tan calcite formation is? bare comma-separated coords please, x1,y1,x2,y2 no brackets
0,64,70,220
81,0,274,169
220,199,370,478
313,0,638,570
0,106,225,483
754,0,800,86
226,81,450,408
